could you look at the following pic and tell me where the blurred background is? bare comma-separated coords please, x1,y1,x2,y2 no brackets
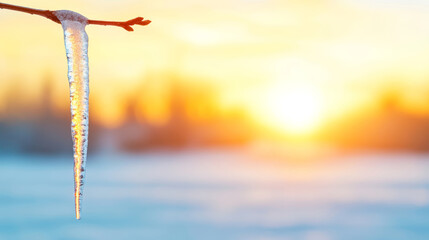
1,0,429,239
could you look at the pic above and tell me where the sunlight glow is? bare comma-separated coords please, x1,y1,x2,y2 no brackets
3,0,429,139
263,84,324,135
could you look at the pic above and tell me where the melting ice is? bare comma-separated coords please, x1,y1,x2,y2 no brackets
54,10,89,220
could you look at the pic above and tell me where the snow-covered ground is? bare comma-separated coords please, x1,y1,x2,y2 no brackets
1,150,429,240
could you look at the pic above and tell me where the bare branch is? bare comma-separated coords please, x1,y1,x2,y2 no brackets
88,17,151,32
0,2,59,23
0,2,151,31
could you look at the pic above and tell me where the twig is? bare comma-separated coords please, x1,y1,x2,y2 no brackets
88,17,151,31
0,2,151,31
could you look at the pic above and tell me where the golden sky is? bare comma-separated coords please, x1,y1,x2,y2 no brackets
2,0,429,134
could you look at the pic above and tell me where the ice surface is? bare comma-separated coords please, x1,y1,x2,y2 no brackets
54,10,89,220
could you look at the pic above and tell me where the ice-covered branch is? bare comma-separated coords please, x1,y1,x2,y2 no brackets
0,2,151,31
1,2,151,220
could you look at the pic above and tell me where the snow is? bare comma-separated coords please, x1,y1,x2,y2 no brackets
54,10,90,220
1,151,429,240
54,10,88,25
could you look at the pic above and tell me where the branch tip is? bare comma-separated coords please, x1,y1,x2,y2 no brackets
0,2,151,32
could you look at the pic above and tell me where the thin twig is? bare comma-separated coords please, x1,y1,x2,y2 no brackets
88,17,151,31
0,2,151,31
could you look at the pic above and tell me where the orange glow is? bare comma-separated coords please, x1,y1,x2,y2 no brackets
2,0,429,141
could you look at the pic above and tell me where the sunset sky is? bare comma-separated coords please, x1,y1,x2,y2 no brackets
2,0,429,135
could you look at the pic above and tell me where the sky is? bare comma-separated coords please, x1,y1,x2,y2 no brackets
2,0,429,134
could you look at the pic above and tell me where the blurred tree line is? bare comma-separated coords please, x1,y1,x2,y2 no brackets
2,74,429,155
0,74,254,154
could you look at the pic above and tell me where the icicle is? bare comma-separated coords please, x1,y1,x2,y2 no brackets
54,10,89,220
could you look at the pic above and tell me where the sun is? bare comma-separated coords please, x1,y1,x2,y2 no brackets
261,84,324,136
